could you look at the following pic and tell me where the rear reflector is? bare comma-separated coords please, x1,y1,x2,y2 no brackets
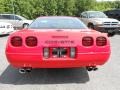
43,48,49,58
11,36,22,47
70,47,76,58
82,37,94,46
26,36,37,47
96,37,107,46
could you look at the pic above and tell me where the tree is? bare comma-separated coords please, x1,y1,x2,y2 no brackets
63,0,75,16
0,0,119,19
75,0,96,16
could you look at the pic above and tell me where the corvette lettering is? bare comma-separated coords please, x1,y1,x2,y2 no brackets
45,40,74,44
52,36,68,38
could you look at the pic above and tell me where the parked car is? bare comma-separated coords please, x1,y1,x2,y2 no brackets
0,14,33,29
0,22,14,35
5,16,110,74
80,11,120,36
104,9,120,21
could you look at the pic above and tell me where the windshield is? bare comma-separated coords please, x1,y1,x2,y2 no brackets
29,17,87,29
88,11,108,18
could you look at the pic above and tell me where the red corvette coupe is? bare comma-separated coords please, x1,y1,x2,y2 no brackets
5,16,111,73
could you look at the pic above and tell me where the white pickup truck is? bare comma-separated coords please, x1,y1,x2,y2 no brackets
80,11,120,36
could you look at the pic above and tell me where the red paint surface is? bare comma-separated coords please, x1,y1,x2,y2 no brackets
5,28,111,68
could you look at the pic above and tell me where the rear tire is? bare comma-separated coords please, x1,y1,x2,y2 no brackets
23,23,29,28
88,23,94,29
107,32,115,37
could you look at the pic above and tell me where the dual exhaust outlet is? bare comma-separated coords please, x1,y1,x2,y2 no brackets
86,66,98,71
19,68,32,74
19,66,98,74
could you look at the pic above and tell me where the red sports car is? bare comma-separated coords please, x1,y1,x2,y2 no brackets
5,16,111,73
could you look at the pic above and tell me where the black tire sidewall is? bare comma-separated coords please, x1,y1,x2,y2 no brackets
23,23,29,28
88,24,94,29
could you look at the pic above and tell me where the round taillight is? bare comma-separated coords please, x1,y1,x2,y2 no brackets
82,36,94,46
26,36,37,47
11,36,22,47
96,37,107,46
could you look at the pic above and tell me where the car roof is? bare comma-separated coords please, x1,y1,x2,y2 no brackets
0,14,21,17
0,14,15,15
84,11,103,13
38,16,78,19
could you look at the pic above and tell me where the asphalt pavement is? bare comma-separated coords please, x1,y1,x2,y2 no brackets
0,35,120,90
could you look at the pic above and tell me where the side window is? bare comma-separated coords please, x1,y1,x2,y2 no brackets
14,16,22,20
81,13,88,18
0,15,3,19
0,15,11,19
15,16,22,20
10,15,22,20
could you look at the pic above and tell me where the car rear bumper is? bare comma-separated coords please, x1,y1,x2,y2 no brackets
6,52,110,68
0,30,14,35
94,25,120,33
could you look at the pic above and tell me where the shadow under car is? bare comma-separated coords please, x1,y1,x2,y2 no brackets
0,65,90,85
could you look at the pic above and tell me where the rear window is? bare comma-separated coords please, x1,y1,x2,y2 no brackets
29,17,87,29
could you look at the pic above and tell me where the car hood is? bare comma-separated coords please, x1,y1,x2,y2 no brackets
92,18,119,22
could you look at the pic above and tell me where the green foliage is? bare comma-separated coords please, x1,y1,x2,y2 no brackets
0,0,119,19
75,0,96,16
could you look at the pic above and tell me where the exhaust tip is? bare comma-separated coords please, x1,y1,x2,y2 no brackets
19,69,26,74
86,66,98,71
93,67,98,71
19,68,32,74
86,67,93,71
26,68,32,73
